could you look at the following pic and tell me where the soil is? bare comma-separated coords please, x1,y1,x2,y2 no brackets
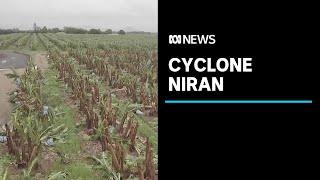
0,69,24,126
33,53,48,70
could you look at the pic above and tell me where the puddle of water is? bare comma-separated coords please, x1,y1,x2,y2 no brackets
0,52,28,69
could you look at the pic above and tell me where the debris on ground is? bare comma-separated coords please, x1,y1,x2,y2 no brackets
136,109,144,115
44,137,54,146
0,135,7,143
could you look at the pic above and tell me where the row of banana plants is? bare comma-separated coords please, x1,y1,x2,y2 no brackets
0,33,27,49
41,33,158,133
12,33,32,49
5,62,65,170
42,33,68,51
48,48,157,179
44,33,158,116
38,34,157,179
69,48,158,115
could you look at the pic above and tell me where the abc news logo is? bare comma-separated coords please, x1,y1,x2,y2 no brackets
169,34,216,45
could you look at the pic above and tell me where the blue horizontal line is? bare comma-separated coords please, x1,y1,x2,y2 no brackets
165,100,313,104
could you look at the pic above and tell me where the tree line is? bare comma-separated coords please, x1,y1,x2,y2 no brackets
0,28,21,34
0,27,126,35
63,27,124,34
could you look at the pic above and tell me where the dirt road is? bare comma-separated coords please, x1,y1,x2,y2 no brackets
0,69,16,125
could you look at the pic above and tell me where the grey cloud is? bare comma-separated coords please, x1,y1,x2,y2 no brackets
0,0,157,32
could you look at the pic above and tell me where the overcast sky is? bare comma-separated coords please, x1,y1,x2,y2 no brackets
0,0,157,32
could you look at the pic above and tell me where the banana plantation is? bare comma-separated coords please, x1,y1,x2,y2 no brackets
0,32,158,180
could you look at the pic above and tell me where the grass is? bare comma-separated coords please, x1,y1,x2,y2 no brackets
48,162,99,180
42,68,104,179
39,68,85,178
135,115,158,149
0,153,12,179
55,133,81,154
66,163,95,180
42,69,81,152
0,154,11,171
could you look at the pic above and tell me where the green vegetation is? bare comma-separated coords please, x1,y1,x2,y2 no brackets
0,155,11,180
0,32,158,179
118,30,126,35
89,29,103,34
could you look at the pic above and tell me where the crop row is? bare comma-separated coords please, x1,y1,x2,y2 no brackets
38,33,158,179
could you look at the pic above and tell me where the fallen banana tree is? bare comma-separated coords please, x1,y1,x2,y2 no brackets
47,48,157,179
5,62,65,169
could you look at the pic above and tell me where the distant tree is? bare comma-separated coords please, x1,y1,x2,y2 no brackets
88,28,102,34
0,28,21,34
64,27,88,34
12,28,20,33
118,30,126,35
127,31,152,35
41,26,48,33
49,28,60,33
105,29,112,34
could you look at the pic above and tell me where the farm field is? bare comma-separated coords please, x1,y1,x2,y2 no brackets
0,32,158,179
